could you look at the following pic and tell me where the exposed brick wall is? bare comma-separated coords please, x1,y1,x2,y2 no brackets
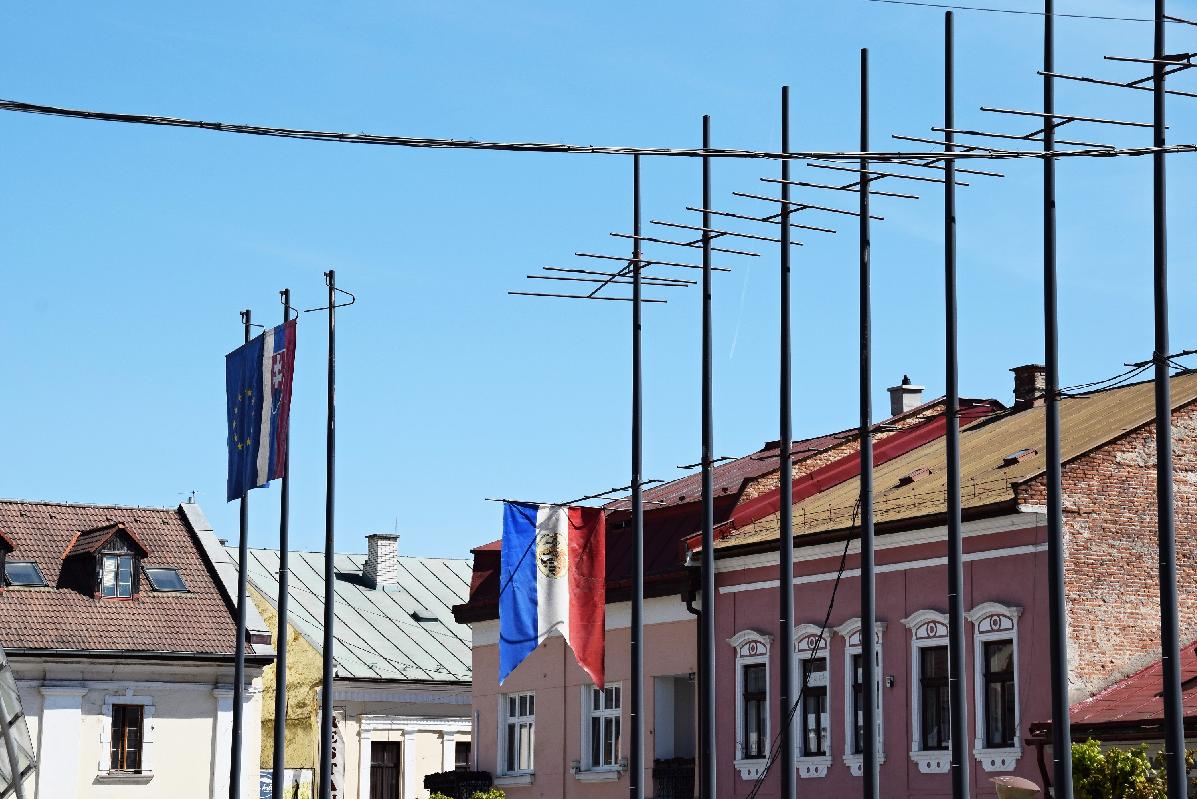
1018,401,1197,701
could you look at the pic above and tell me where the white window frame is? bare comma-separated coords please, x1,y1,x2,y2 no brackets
901,610,951,774
98,690,155,778
497,691,535,779
577,683,624,779
968,602,1022,772
834,618,887,777
728,629,772,781
793,624,832,779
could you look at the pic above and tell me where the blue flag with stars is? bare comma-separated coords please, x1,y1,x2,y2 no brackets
226,334,266,501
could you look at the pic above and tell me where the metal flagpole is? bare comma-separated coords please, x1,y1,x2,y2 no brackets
943,15,970,799
699,116,718,799
230,309,252,799
319,271,337,799
1042,2,1075,795
858,48,880,799
272,290,293,798
778,84,797,799
630,155,645,799
1152,2,1186,795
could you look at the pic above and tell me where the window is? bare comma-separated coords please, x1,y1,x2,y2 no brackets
4,561,47,587
100,554,134,599
454,740,471,771
968,602,1022,772
584,685,622,770
144,568,187,592
110,704,144,771
903,608,951,770
794,625,832,778
742,665,767,759
851,654,865,755
729,629,771,776
919,647,950,751
835,619,885,776
801,657,829,757
501,692,534,775
983,641,1016,748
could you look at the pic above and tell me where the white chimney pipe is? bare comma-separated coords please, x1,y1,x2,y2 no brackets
365,533,400,590
887,375,925,417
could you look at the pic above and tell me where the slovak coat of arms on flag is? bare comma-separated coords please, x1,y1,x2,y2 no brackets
225,319,297,501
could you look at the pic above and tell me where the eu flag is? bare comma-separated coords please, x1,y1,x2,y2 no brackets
226,320,297,501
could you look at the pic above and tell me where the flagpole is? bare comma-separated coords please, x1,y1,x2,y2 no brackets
230,308,251,799
629,154,645,799
319,271,337,799
272,290,292,798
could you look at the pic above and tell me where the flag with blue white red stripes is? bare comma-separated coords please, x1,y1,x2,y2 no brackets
226,319,297,501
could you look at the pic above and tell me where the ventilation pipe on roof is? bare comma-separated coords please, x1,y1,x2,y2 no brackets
1011,364,1047,410
364,533,400,590
887,375,925,417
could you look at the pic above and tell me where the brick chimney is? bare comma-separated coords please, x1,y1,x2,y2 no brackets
887,375,925,417
1011,364,1047,409
364,533,400,589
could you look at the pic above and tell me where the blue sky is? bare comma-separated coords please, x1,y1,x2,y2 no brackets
2,1,1195,558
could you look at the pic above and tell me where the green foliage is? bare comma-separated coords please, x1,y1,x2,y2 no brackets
428,794,454,799
469,790,507,799
1072,739,1195,799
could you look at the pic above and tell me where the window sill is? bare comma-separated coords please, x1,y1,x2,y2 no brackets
734,758,768,780
796,755,832,778
494,774,534,787
974,746,1021,772
573,768,622,782
910,750,951,774
95,771,154,785
842,753,887,776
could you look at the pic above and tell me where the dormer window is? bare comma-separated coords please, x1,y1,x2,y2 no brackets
61,522,149,600
101,554,135,598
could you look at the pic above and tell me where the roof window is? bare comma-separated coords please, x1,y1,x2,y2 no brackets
5,561,48,588
897,467,934,487
145,568,188,593
1002,448,1038,467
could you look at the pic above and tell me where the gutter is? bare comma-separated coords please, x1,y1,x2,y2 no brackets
4,648,274,666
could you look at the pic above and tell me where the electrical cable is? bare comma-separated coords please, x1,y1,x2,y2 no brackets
865,0,1155,23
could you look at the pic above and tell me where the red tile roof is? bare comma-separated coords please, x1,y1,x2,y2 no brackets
61,522,149,560
1058,642,1197,737
0,500,239,657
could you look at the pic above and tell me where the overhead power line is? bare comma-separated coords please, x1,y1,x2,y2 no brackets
0,97,1194,162
865,0,1158,23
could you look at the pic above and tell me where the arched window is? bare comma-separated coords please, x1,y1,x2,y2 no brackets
967,602,1023,772
794,624,832,778
901,610,951,774
728,630,772,779
833,618,887,776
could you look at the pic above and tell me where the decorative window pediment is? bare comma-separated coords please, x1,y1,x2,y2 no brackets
966,602,1021,636
727,629,772,660
902,610,949,642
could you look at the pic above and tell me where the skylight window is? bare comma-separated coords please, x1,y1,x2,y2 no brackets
4,561,47,588
145,568,188,593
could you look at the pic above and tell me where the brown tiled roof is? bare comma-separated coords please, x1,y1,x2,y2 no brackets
0,500,239,656
719,372,1197,551
62,522,149,560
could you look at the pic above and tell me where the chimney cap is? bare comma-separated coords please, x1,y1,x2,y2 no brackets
366,532,400,541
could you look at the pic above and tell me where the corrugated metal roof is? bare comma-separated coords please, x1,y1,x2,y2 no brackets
719,372,1197,550
238,547,472,683
1066,641,1197,730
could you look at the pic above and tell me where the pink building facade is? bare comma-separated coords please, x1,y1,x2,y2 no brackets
714,510,1049,798
456,369,1197,799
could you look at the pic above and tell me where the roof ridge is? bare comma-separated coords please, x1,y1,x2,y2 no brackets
0,498,176,512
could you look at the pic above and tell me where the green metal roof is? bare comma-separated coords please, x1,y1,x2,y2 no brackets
237,547,472,683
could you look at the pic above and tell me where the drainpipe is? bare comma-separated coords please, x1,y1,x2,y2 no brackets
684,588,703,793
